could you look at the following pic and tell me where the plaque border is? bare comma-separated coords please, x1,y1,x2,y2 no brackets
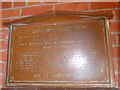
6,18,116,88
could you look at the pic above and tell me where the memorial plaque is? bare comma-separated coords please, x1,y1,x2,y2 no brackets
4,11,116,88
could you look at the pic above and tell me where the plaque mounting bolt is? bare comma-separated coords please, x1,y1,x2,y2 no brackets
13,27,16,31
10,77,14,82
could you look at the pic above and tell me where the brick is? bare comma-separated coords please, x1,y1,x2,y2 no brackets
0,3,2,9
109,21,119,32
0,51,8,62
28,2,40,6
115,73,120,86
110,33,120,45
110,34,117,45
41,0,58,3
2,9,20,18
0,32,1,39
41,2,58,4
0,20,2,28
0,10,2,19
60,0,88,2
0,30,9,39
22,5,52,16
0,74,6,86
0,63,7,73
90,2,118,10
118,34,120,44
113,60,120,72
113,34,120,45
98,0,120,1
14,2,26,7
28,0,40,6
2,2,12,9
112,46,120,58
0,40,8,50
13,0,26,2
55,2,88,11
115,10,120,20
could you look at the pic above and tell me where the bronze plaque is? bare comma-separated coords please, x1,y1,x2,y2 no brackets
7,19,114,87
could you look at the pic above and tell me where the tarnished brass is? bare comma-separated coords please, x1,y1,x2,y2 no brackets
4,11,115,88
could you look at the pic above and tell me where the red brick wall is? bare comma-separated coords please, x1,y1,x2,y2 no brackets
1,1,120,90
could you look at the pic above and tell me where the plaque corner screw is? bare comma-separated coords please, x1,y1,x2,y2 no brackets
10,79,12,82
13,27,16,31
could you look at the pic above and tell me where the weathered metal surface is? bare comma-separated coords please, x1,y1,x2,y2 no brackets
6,19,115,88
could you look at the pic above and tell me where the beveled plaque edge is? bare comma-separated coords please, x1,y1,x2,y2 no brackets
3,10,113,27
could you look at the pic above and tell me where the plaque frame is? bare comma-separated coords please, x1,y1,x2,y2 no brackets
4,11,116,88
